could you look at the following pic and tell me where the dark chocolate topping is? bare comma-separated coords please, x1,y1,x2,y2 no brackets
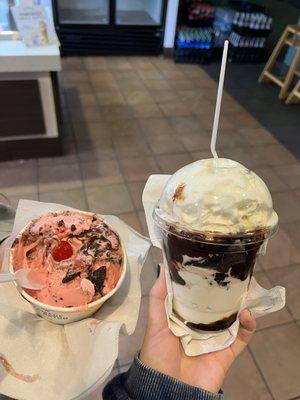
186,312,238,331
88,266,107,295
62,270,81,283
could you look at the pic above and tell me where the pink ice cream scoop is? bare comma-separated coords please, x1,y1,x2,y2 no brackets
11,211,123,308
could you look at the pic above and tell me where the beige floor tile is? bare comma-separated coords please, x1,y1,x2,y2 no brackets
112,70,140,81
267,264,300,320
185,99,214,116
100,105,134,122
88,70,115,82
254,271,293,330
249,323,300,400
284,221,300,253
190,150,215,161
66,92,98,108
62,80,94,94
189,78,217,90
122,89,154,106
61,57,84,71
155,153,193,174
252,166,288,192
107,57,132,71
159,102,193,117
84,57,108,70
95,90,126,106
178,130,211,152
217,129,249,149
60,70,89,83
143,79,172,91
129,58,156,70
167,79,196,90
223,146,268,169
138,210,149,236
148,89,178,103
161,69,186,80
138,117,174,137
238,127,277,146
113,134,151,158
81,159,123,187
8,192,39,209
273,164,300,190
0,165,38,195
76,138,116,163
69,106,102,123
118,296,149,366
259,226,300,270
109,119,141,137
225,110,261,129
120,157,160,182
272,191,300,223
178,64,210,79
39,188,88,210
117,211,142,234
138,69,164,80
86,184,134,214
127,181,146,210
169,115,202,133
146,132,185,155
38,140,78,166
73,122,112,143
132,104,163,118
38,163,82,192
223,349,272,400
116,77,146,91
175,89,206,102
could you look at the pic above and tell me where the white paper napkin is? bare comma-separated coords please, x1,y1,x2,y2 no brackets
143,175,286,356
0,200,151,400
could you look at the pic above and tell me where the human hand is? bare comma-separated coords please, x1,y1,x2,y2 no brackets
140,266,256,394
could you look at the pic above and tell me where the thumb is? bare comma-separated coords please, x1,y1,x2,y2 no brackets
147,265,168,333
230,309,256,357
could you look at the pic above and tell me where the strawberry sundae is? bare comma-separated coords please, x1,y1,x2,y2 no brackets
11,211,123,308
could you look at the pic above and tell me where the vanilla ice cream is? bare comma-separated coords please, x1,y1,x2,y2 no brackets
156,158,278,235
153,158,278,331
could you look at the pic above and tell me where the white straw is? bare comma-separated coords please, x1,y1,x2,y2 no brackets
210,40,229,160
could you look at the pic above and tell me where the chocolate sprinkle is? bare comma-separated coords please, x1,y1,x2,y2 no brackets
172,183,186,202
62,270,81,283
70,224,76,232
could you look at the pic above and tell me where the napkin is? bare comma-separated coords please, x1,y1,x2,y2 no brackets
0,200,151,399
143,175,286,356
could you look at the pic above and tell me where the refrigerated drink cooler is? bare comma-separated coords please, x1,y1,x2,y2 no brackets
52,0,167,55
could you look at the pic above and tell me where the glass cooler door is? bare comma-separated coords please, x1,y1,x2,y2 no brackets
115,0,164,26
56,0,109,25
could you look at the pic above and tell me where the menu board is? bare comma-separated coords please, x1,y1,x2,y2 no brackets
11,5,59,47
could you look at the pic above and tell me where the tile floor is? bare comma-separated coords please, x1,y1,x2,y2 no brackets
1,56,300,400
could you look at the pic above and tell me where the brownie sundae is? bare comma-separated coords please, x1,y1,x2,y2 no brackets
11,211,123,308
153,158,278,331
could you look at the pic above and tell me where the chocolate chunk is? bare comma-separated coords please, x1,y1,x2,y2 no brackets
70,224,76,232
62,270,81,283
58,220,65,228
213,272,230,287
168,260,185,286
186,312,238,331
88,266,106,295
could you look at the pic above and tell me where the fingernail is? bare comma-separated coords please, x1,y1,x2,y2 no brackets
156,264,161,278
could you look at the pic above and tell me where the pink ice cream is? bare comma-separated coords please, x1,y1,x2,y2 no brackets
11,211,123,307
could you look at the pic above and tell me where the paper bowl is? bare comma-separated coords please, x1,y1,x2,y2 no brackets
9,211,127,325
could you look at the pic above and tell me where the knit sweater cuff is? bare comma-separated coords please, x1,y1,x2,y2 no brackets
124,355,224,400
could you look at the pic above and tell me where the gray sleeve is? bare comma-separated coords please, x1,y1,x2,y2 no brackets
103,355,224,400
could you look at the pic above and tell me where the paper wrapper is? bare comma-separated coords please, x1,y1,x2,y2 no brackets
143,175,286,356
0,200,151,399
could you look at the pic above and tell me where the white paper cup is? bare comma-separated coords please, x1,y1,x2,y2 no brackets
9,211,127,325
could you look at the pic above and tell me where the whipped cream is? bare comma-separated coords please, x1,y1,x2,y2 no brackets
157,158,278,234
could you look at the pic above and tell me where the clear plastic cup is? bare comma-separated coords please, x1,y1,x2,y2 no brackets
153,206,277,331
